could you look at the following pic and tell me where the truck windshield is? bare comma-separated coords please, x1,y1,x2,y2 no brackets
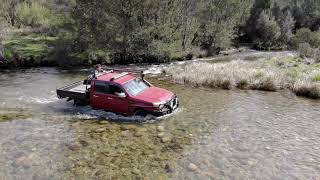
123,78,149,96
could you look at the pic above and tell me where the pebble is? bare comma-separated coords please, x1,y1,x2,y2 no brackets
134,131,144,137
13,153,36,168
164,163,175,173
120,125,136,131
157,132,165,138
79,140,89,147
121,130,130,137
99,121,109,124
67,143,81,151
161,136,171,143
157,126,165,132
94,127,106,133
188,163,198,171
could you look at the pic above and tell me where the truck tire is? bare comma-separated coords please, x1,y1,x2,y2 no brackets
134,109,147,117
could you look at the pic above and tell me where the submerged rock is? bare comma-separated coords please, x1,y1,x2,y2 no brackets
120,124,137,131
0,111,31,122
157,126,165,132
161,136,172,143
157,132,165,138
12,153,36,169
133,131,144,137
67,143,81,151
93,127,106,133
121,130,130,137
164,162,175,173
188,163,198,171
98,120,109,124
79,140,89,147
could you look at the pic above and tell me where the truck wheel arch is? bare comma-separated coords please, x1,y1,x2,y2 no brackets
133,108,147,117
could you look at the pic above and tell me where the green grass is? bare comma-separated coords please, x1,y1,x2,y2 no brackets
3,30,58,62
313,74,320,82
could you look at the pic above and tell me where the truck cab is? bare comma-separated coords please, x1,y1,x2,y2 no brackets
89,72,179,116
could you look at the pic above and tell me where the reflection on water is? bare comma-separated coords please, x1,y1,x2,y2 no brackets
0,67,319,179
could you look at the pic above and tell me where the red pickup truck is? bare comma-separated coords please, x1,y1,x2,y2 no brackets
57,71,179,116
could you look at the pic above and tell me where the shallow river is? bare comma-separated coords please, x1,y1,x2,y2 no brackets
0,67,319,179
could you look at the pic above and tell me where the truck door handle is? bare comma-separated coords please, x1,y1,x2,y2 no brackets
93,95,98,98
107,97,113,100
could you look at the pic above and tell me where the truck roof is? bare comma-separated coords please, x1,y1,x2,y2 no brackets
96,72,136,84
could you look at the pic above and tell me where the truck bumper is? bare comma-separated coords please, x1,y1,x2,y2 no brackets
151,97,179,116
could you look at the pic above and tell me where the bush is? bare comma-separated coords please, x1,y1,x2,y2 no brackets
16,2,51,28
297,43,320,63
298,43,314,58
291,28,320,49
313,48,320,63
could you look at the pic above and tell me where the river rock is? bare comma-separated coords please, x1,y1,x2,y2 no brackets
157,126,165,132
164,162,175,173
13,153,36,168
120,125,136,131
161,136,171,143
121,130,130,137
79,140,89,147
188,163,198,171
134,131,144,137
93,127,106,133
157,132,165,138
99,120,109,124
67,143,81,151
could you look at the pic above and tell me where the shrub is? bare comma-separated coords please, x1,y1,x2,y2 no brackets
298,43,314,58
3,49,13,60
16,2,51,28
313,48,320,63
291,28,320,49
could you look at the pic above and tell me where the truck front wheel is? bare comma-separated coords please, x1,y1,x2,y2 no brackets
134,109,147,117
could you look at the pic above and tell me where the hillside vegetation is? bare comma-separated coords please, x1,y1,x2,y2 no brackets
0,0,319,67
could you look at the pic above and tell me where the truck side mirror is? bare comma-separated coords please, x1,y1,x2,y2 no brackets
117,92,126,98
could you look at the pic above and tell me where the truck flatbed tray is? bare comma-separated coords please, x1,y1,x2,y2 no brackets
57,81,90,101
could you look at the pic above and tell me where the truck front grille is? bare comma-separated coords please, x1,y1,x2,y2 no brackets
167,96,178,109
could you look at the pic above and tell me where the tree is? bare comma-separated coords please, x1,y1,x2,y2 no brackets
279,10,295,44
195,0,253,54
255,10,281,49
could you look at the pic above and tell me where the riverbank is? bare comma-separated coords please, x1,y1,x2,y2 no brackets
165,55,320,99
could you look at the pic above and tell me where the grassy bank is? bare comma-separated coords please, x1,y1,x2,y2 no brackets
2,29,58,67
165,56,320,99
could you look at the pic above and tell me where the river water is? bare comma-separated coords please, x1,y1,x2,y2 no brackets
0,64,319,179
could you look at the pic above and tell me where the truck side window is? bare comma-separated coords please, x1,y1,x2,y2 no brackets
94,81,108,93
109,85,123,95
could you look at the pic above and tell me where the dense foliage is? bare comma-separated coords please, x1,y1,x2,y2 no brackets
0,0,319,66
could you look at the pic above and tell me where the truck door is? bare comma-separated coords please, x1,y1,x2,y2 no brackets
90,81,110,110
105,84,130,114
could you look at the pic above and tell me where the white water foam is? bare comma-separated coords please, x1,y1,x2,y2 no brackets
62,103,183,123
18,95,58,104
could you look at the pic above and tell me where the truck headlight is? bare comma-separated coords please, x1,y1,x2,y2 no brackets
152,101,165,107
